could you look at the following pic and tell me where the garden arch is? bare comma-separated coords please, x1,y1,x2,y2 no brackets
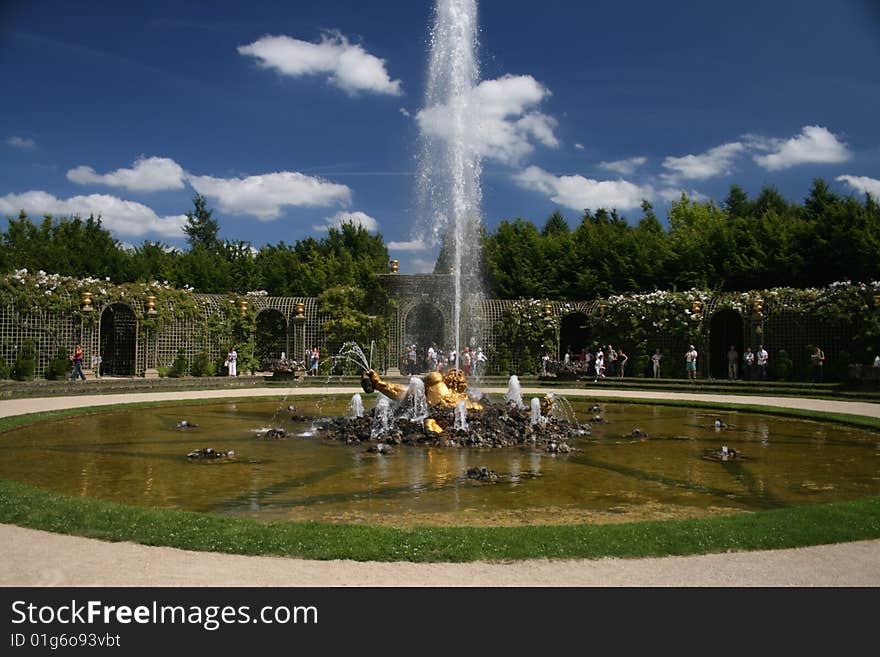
708,309,744,379
403,301,446,370
99,302,137,376
254,308,288,365
559,312,592,360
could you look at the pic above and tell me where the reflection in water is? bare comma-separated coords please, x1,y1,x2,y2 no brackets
0,398,878,527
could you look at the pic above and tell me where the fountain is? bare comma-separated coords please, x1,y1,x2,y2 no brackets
416,0,484,365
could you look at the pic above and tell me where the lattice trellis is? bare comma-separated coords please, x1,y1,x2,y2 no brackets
0,283,867,381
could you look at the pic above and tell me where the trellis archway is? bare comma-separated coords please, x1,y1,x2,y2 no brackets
403,302,446,366
99,302,137,376
255,308,288,365
708,309,744,379
559,312,592,360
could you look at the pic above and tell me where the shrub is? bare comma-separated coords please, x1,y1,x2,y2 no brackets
190,351,215,377
168,348,188,378
45,346,71,380
12,340,36,381
771,349,793,381
0,355,11,379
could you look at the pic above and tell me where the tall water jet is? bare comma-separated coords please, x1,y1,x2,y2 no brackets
416,0,483,365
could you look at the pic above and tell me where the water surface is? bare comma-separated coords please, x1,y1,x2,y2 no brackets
1,397,878,527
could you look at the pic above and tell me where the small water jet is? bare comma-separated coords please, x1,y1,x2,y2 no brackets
454,398,469,432
347,394,365,419
530,397,544,426
505,375,524,409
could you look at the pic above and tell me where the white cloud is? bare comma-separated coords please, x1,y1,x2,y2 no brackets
599,156,647,176
513,166,652,212
238,32,402,96
417,74,558,165
399,107,411,117
574,143,584,150
313,210,378,232
408,257,436,274
67,156,186,192
752,125,851,171
6,136,35,149
662,142,744,181
658,187,708,203
0,191,186,237
188,171,351,220
836,174,880,198
387,239,428,251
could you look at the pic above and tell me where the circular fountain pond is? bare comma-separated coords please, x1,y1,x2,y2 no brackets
1,397,878,527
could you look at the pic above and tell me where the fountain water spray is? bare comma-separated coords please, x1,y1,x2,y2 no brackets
454,398,469,432
371,397,393,438
417,0,484,366
329,341,374,376
347,393,365,419
505,374,524,409
405,377,429,421
530,397,544,426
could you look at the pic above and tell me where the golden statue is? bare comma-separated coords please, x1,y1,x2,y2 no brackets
360,368,483,410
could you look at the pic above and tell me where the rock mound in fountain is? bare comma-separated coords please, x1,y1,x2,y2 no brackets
319,399,580,451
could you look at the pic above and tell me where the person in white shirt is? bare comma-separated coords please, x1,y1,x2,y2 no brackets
685,345,698,380
743,346,755,380
594,351,605,380
651,349,662,378
756,344,769,381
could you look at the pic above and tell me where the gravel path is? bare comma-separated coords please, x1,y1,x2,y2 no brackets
2,387,879,587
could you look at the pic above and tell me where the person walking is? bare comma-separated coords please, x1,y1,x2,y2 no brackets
651,348,663,378
70,344,86,382
226,346,238,377
727,345,739,380
811,346,826,383
685,345,698,381
757,344,769,381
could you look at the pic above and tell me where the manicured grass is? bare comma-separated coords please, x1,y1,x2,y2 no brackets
1,477,879,562
1,392,879,562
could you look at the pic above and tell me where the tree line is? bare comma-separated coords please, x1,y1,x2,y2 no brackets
2,180,879,302
0,194,389,307
482,179,880,299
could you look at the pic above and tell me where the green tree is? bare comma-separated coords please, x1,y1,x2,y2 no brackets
182,194,220,251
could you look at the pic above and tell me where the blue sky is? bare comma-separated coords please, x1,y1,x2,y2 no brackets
2,0,879,273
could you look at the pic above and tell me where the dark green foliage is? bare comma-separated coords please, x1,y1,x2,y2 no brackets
0,355,10,379
12,339,36,381
189,351,215,377
481,182,880,299
182,194,220,251
2,179,878,306
771,349,793,381
45,346,71,380
169,348,188,378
